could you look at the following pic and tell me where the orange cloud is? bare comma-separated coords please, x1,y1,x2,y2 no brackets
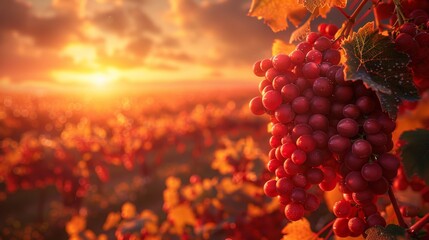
168,0,290,66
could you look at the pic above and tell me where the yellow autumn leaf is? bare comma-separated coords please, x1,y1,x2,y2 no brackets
248,0,308,32
121,202,136,219
103,212,121,230
66,215,86,236
299,0,347,13
282,218,322,239
289,9,320,43
168,203,197,235
272,39,296,56
166,176,181,189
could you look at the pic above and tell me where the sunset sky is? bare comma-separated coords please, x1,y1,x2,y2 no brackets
0,0,295,90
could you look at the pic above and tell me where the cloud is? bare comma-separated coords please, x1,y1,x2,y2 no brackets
126,36,153,57
168,0,290,66
0,0,162,82
92,5,159,35
0,32,76,82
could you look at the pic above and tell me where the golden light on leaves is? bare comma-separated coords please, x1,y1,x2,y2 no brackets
103,212,121,231
121,202,137,219
299,0,347,13
167,203,197,235
66,215,87,236
248,0,307,32
272,39,295,56
281,218,322,239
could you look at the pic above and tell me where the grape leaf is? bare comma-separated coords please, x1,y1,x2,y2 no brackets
281,218,322,239
248,0,307,32
299,0,347,13
272,39,295,56
289,8,319,43
399,129,429,183
365,225,406,240
341,22,419,119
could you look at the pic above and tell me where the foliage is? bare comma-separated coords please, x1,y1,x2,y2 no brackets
342,22,419,119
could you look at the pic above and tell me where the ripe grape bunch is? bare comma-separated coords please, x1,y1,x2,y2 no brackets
249,24,401,237
393,9,429,93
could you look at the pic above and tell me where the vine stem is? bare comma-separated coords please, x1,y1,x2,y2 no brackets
340,0,369,39
324,229,333,240
372,3,381,31
315,219,335,238
336,7,350,19
349,0,369,22
388,186,409,228
408,213,429,235
392,0,406,25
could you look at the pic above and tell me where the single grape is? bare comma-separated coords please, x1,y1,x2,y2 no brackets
333,218,351,238
276,177,294,195
348,217,366,235
275,104,296,123
352,139,372,158
253,60,265,76
366,214,386,227
345,171,368,192
333,200,352,218
302,62,320,79
361,162,383,182
284,202,305,221
313,77,334,97
281,83,300,103
249,96,265,115
296,134,316,152
272,54,291,72
260,58,273,72
262,90,282,110
292,96,310,114
337,118,359,138
314,36,332,51
328,134,352,154
264,179,278,197
306,49,323,64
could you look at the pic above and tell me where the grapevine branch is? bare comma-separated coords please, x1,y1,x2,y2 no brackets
408,213,429,235
392,0,406,25
335,0,369,41
335,7,350,19
372,2,381,30
315,219,335,238
388,186,409,228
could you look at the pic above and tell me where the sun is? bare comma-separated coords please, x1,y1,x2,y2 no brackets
91,73,110,87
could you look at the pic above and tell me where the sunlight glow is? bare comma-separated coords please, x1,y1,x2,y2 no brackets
52,69,120,90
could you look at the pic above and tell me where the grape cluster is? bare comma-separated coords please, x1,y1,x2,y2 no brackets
394,10,429,93
249,24,400,235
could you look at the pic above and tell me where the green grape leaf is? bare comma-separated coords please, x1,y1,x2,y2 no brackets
385,224,406,236
341,22,419,119
399,129,429,183
365,225,406,240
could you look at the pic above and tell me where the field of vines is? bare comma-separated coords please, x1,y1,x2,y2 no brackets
2,0,429,239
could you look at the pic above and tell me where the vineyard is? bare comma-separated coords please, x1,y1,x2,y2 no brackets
2,0,429,239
